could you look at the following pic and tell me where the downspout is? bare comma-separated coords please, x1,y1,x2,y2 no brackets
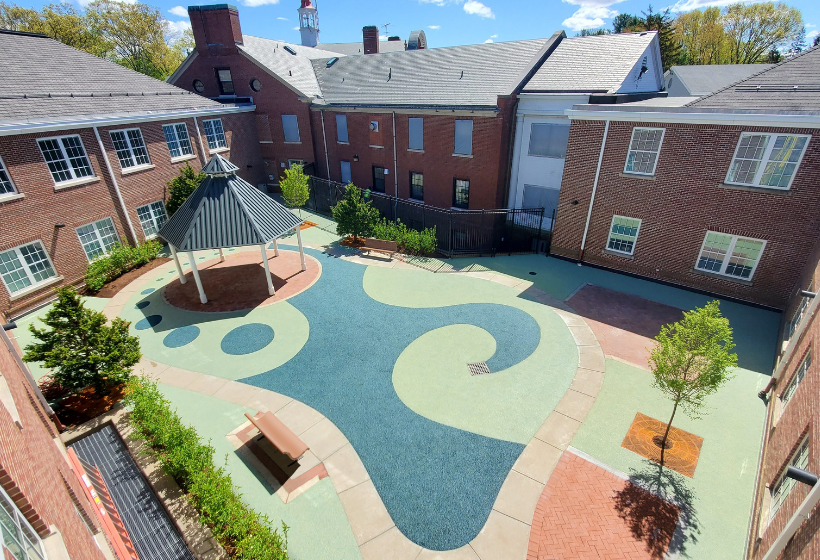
93,126,138,245
578,119,610,263
192,117,208,165
503,97,521,209
320,110,330,179
392,111,399,216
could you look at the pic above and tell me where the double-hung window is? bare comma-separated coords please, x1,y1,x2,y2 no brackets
137,201,168,238
770,438,810,522
37,135,94,184
454,120,473,156
696,232,765,280
282,115,300,143
110,129,151,170
453,178,469,209
409,118,424,151
0,155,16,196
0,485,46,560
202,119,227,151
781,352,810,411
336,114,349,143
410,172,423,201
607,216,641,255
76,217,119,261
726,133,810,189
163,123,193,159
788,289,812,339
624,127,664,175
0,241,57,295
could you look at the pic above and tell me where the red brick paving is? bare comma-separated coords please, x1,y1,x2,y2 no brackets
528,452,679,560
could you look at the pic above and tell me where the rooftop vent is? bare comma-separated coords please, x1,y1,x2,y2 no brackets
284,45,296,55
388,36,400,41
327,57,339,68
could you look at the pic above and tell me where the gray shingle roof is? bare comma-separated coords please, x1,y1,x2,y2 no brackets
522,32,658,93
0,30,222,123
159,154,303,251
311,39,549,108
238,35,345,98
667,64,773,96
319,40,407,56
687,46,820,111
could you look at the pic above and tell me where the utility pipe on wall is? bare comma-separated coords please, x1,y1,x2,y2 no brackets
320,110,331,180
579,119,610,262
192,117,208,165
93,126,139,245
392,111,399,216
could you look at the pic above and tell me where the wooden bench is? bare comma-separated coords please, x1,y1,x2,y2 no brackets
361,237,398,259
245,411,309,463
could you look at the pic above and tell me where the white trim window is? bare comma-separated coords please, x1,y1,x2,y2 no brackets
624,128,665,175
110,128,150,169
37,135,94,184
0,241,57,295
0,155,16,195
137,201,168,238
696,232,766,280
726,133,810,190
0,485,46,560
202,119,227,150
76,218,119,261
770,437,810,522
163,123,194,159
607,216,641,255
780,352,810,411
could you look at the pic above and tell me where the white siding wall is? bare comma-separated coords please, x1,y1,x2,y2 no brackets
615,41,664,94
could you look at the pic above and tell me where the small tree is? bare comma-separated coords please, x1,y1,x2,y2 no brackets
649,300,737,465
280,164,310,215
331,184,380,241
166,164,205,216
24,288,141,395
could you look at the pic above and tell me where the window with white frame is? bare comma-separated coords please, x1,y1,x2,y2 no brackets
726,133,810,189
37,135,94,184
780,352,810,411
788,288,812,339
0,241,57,295
76,218,119,261
110,129,150,170
0,485,46,560
696,232,765,280
624,128,665,175
202,119,227,150
0,155,16,195
607,216,642,255
162,123,193,159
136,201,167,238
770,437,809,522
282,115,300,143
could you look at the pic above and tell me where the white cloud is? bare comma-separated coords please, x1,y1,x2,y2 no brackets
237,0,280,7
379,35,389,40
464,0,494,18
428,25,441,29
277,16,288,20
168,5,188,17
293,26,300,30
166,19,191,40
484,33,498,42
808,29,820,40
562,5,618,30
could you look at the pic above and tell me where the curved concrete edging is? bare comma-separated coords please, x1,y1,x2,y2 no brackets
103,247,607,560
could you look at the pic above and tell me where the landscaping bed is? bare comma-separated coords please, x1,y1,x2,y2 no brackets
93,257,171,297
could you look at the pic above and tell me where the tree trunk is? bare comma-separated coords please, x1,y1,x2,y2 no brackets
660,399,679,466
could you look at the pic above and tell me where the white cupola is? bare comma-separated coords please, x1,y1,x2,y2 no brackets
298,0,319,47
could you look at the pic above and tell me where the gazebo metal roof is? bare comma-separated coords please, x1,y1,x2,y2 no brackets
158,154,303,252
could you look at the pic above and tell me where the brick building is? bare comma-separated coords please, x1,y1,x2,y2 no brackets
551,47,820,310
0,29,261,318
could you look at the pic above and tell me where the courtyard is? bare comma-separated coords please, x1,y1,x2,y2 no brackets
18,209,780,560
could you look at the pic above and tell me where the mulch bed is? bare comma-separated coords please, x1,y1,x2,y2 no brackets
92,258,171,298
621,412,704,478
300,221,317,230
340,236,366,249
49,383,126,428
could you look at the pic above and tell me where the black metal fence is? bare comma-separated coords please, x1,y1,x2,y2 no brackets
305,177,553,258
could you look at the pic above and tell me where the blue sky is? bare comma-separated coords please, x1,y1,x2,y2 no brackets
18,0,820,48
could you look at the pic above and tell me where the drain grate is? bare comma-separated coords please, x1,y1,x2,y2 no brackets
468,361,491,376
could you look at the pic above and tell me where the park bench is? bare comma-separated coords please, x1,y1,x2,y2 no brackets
361,237,398,259
245,411,309,463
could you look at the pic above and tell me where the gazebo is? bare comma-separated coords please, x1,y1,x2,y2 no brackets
158,154,307,304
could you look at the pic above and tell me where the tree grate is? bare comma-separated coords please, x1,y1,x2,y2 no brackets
468,361,491,376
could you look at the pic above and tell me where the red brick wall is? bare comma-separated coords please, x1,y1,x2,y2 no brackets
0,331,105,559
552,119,820,309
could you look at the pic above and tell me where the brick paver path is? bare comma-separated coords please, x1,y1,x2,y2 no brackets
528,452,679,560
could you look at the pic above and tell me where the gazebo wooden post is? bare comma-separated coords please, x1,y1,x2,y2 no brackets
219,248,225,262
260,244,275,295
295,226,307,271
272,239,280,257
187,251,207,304
169,245,187,284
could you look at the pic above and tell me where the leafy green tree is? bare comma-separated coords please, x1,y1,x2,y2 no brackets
766,47,783,62
787,26,807,56
24,288,141,395
576,28,609,37
613,13,643,33
675,7,726,65
649,301,737,465
814,34,820,47
643,6,681,71
331,184,380,241
279,164,310,215
166,164,205,216
722,2,803,63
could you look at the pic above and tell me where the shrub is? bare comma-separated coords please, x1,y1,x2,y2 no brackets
331,184,379,241
371,218,437,255
124,378,289,560
167,164,206,216
279,164,310,213
85,239,162,292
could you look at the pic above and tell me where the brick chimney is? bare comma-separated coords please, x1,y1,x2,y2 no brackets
189,4,243,56
363,26,379,55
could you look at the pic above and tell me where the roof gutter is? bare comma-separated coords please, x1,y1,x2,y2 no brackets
314,103,501,113
566,107,820,128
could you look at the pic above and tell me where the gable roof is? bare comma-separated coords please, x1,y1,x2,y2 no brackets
666,64,773,97
311,39,550,109
238,35,345,98
522,32,659,94
687,46,820,111
0,29,225,125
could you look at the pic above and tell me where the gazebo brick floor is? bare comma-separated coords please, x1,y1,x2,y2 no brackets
164,249,321,312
